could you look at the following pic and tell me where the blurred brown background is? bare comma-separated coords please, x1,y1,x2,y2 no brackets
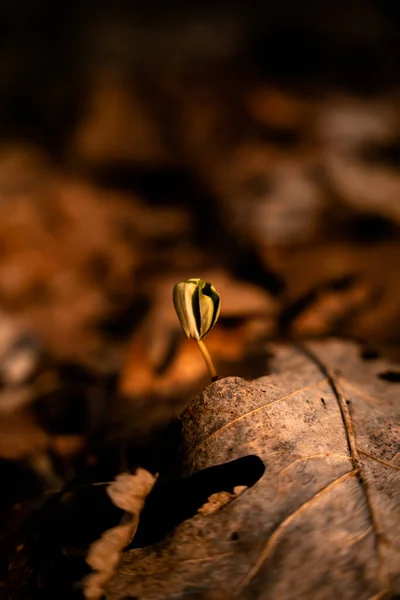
0,2,399,597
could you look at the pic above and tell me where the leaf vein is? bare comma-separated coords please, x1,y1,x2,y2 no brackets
358,448,400,472
301,345,392,594
236,469,358,594
191,378,328,456
279,453,351,475
346,526,373,548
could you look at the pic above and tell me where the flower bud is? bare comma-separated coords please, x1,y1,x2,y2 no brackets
173,278,221,341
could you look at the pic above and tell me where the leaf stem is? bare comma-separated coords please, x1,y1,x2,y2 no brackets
197,339,218,382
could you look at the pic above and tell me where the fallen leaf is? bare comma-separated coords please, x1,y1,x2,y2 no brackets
106,469,157,514
84,468,157,600
270,242,400,343
106,340,400,600
197,486,247,516
290,279,371,337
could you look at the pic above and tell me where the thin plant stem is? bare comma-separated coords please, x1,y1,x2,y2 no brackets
197,339,218,382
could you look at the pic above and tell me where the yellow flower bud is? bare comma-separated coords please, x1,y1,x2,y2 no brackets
173,278,221,342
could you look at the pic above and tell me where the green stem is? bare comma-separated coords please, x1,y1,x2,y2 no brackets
197,339,218,382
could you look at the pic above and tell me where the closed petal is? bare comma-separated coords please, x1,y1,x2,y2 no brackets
207,284,221,331
173,281,200,340
199,290,216,338
173,278,220,342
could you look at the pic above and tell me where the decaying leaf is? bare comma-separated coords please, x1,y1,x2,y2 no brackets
84,468,157,600
106,340,400,599
197,486,247,516
269,241,400,343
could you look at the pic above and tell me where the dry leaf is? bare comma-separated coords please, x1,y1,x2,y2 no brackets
268,241,400,343
106,340,400,600
198,486,247,516
84,468,156,600
106,469,157,513
290,280,371,337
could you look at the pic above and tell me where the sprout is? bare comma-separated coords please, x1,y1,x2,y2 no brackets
173,278,220,381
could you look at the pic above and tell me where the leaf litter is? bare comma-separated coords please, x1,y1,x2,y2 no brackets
84,468,157,600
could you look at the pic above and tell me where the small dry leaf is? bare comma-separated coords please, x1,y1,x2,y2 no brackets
106,469,157,513
198,486,248,516
84,468,156,600
197,491,236,516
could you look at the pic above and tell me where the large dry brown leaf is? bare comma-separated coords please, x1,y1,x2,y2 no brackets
106,340,400,600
